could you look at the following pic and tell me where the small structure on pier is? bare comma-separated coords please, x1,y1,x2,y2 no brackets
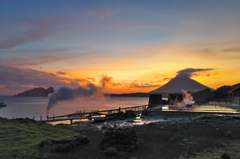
148,94,162,108
229,86,240,105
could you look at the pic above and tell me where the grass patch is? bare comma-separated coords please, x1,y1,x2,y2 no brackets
190,140,240,159
0,117,96,159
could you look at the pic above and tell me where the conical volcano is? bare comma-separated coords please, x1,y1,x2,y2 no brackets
149,75,211,94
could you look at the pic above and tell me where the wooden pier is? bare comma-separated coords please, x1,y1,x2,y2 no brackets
38,105,148,123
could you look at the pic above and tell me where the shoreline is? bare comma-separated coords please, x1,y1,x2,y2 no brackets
2,111,240,158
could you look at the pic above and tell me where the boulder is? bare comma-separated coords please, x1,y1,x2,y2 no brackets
104,147,118,156
221,153,231,159
39,141,47,148
99,127,138,152
126,145,136,152
77,136,89,144
55,143,72,152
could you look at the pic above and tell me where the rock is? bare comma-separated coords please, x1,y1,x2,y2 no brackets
99,127,138,152
102,125,108,130
104,147,118,156
70,141,78,147
226,131,232,137
39,141,47,148
196,115,212,120
77,136,89,144
206,148,214,153
55,143,72,152
51,139,69,144
221,153,231,159
102,142,110,150
114,144,125,151
126,145,136,152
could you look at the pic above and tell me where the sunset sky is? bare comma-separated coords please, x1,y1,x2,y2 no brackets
0,0,240,95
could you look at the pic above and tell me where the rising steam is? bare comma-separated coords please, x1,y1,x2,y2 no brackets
177,89,195,106
47,83,99,116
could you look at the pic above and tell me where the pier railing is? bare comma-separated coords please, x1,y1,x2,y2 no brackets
40,105,148,123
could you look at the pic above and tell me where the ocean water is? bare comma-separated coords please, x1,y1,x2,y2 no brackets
0,96,149,121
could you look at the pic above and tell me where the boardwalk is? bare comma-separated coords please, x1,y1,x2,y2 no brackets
39,105,148,123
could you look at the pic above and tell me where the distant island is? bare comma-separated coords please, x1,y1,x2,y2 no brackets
14,87,54,97
107,93,149,97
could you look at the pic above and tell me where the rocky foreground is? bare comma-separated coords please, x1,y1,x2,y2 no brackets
44,114,240,159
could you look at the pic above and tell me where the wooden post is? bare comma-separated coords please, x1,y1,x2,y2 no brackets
33,116,34,120
70,120,72,124
40,116,42,120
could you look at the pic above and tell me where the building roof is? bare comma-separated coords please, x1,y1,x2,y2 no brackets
229,86,240,93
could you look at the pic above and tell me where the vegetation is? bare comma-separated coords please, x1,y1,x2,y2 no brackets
0,117,96,159
189,140,240,159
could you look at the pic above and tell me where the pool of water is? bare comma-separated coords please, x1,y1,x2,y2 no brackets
160,104,240,113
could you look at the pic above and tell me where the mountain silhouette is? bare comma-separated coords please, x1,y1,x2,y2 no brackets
15,87,54,97
149,75,211,94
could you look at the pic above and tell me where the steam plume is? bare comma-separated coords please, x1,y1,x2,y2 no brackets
100,75,112,88
177,89,195,106
47,83,99,116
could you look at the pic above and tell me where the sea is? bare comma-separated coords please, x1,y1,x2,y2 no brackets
1,96,239,127
0,96,149,121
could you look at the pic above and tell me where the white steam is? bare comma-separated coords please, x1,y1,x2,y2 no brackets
47,83,99,116
177,89,195,106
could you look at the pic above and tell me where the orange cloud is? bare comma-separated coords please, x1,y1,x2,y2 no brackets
0,84,6,89
99,75,122,88
97,8,113,19
10,50,17,54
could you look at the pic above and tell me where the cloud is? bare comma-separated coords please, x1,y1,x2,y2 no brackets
177,68,214,77
129,80,160,88
156,78,172,82
0,65,89,92
56,71,67,75
4,51,100,67
100,75,121,88
223,48,240,52
97,8,113,19
87,78,96,82
0,29,53,49
10,50,17,54
0,16,67,49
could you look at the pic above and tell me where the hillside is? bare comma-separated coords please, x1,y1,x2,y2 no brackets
14,87,54,97
149,75,211,94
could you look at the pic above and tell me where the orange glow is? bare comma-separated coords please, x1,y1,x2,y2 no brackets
36,44,240,94
0,84,6,89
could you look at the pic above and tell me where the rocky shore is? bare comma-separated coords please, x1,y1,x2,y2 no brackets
46,113,240,159
2,112,240,159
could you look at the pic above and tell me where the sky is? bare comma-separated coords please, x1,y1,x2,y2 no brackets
0,0,240,95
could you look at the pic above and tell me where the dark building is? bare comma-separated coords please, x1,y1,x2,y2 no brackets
168,93,183,105
148,94,162,108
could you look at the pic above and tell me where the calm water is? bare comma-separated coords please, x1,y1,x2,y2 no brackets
0,96,149,121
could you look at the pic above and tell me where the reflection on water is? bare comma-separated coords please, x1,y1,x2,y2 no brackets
161,104,240,113
0,96,148,120
193,105,239,113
